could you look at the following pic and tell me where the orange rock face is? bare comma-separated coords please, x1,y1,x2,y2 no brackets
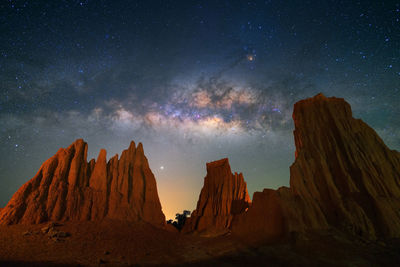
0,139,165,227
231,186,327,241
290,93,400,239
232,93,400,240
183,158,251,234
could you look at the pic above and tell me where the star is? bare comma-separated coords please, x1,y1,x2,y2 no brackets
247,54,255,61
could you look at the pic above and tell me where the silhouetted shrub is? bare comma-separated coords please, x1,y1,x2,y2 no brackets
167,210,191,230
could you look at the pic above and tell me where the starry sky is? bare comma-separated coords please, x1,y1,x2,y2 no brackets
1,0,399,220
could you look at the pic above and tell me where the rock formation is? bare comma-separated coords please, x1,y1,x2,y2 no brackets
183,158,251,234
0,139,165,227
232,93,400,240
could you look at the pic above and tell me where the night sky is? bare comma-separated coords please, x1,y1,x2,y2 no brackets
1,0,399,220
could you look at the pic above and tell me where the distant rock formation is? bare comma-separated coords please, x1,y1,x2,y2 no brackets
183,158,251,234
232,93,400,240
0,139,165,227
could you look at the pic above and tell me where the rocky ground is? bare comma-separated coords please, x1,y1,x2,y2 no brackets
0,220,399,267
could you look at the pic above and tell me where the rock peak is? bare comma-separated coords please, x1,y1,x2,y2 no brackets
290,94,400,239
128,140,136,150
0,140,165,227
70,138,86,148
232,94,400,241
183,158,251,234
206,158,229,170
136,142,144,154
98,148,107,158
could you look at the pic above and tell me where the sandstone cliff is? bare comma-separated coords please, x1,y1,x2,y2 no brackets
183,158,251,234
0,139,165,227
232,93,400,240
290,93,400,239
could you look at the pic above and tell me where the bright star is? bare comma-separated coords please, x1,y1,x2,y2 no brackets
247,54,255,61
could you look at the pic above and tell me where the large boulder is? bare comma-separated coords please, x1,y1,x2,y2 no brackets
0,139,165,227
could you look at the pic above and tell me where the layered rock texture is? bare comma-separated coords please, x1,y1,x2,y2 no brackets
232,93,400,240
183,158,251,234
0,139,165,227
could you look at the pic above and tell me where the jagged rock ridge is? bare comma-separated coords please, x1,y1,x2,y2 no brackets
183,158,251,234
232,93,400,240
0,139,165,227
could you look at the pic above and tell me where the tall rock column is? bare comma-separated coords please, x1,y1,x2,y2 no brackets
290,93,400,239
232,93,400,241
183,158,251,234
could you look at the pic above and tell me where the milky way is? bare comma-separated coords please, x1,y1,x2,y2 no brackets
0,1,399,219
